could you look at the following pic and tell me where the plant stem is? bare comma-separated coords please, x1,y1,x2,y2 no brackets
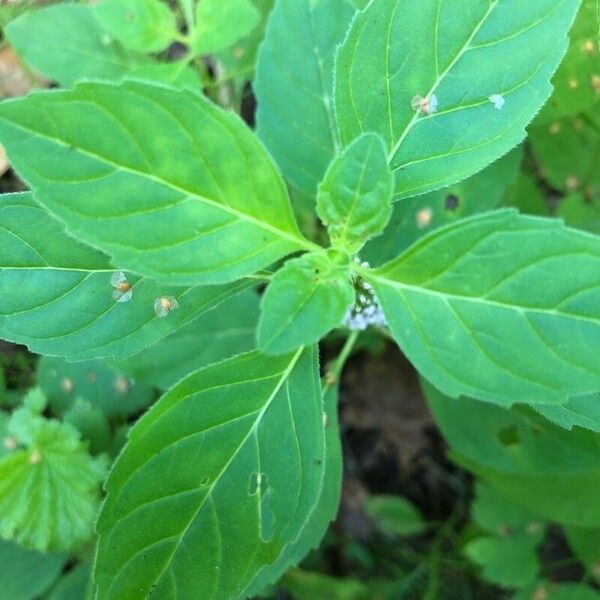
322,330,360,393
178,0,195,35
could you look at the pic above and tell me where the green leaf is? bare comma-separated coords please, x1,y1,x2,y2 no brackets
565,526,600,578
5,3,149,87
0,193,250,360
0,539,66,600
38,355,155,419
530,112,600,203
116,289,260,390
94,0,178,53
255,0,356,198
367,210,600,406
95,347,327,600
243,385,343,597
465,535,540,588
364,148,522,265
532,393,600,432
557,194,600,234
317,133,394,254
64,399,113,455
45,562,93,600
0,81,311,285
0,391,108,551
258,253,355,355
194,0,260,54
423,380,600,527
281,569,371,600
516,583,600,600
504,172,550,217
365,495,426,537
537,0,600,122
334,0,580,199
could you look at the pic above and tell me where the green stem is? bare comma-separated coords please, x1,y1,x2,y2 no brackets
177,0,195,34
322,330,360,393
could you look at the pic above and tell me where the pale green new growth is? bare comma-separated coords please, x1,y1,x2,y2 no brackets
95,347,326,600
335,0,580,198
317,133,394,254
0,390,107,552
194,0,261,54
258,253,355,355
368,211,600,406
94,0,178,53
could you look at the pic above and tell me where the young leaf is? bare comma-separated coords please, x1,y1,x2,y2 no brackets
116,290,260,390
335,0,580,199
0,539,67,600
38,355,155,419
255,0,356,198
0,80,312,285
317,133,394,254
5,4,149,87
0,390,108,551
367,211,600,406
194,0,261,54
93,0,178,53
0,193,250,361
258,253,355,355
95,347,326,600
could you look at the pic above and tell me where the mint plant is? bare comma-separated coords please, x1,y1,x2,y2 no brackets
0,0,599,598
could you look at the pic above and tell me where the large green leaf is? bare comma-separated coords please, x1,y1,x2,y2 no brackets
0,539,66,600
532,393,600,432
0,80,313,286
93,0,178,53
255,0,356,198
317,133,394,254
5,3,149,87
335,0,580,199
258,253,355,355
116,290,260,390
0,390,108,551
95,347,327,600
0,193,249,360
424,381,600,527
365,211,600,406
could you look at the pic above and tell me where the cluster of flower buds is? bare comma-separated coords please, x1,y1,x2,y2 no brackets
343,261,387,331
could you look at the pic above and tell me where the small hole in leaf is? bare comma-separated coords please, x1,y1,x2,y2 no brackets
445,194,460,212
248,472,268,496
497,425,519,447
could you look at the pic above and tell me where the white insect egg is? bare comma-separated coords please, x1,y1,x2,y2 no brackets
488,94,505,110
111,271,133,303
154,296,180,318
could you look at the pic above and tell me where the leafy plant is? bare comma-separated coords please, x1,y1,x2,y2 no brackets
0,0,599,598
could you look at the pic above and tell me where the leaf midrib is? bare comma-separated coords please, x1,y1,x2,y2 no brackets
0,117,318,254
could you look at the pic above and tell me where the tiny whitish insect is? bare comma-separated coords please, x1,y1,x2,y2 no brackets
111,272,133,303
488,94,505,110
154,296,179,318
411,94,438,115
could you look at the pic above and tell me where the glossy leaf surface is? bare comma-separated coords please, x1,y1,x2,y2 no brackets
255,0,355,198
0,81,309,285
94,0,178,53
258,253,355,355
0,194,249,361
95,347,326,600
317,133,394,254
335,0,580,199
368,211,600,406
